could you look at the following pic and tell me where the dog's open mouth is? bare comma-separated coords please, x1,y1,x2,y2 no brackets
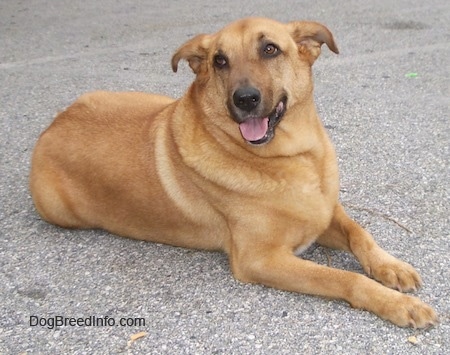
238,97,287,145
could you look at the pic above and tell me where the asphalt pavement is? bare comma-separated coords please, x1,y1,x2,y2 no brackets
1,0,449,353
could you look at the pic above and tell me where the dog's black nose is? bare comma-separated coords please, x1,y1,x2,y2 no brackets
233,87,261,112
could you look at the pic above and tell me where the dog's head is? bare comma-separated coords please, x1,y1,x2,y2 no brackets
171,18,338,148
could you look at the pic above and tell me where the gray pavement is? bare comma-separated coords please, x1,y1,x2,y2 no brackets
1,0,449,353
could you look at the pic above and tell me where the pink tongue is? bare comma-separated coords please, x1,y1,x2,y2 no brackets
239,117,269,142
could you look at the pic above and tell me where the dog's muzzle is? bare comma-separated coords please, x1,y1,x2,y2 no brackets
229,87,287,145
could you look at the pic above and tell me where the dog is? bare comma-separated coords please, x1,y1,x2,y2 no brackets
30,17,438,328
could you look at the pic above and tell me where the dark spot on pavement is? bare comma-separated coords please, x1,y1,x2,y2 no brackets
382,21,429,30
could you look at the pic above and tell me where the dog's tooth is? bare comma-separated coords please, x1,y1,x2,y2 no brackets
276,101,284,115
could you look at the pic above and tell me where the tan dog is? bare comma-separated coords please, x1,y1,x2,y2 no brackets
30,18,437,328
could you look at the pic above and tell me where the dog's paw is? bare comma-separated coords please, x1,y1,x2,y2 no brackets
365,253,422,292
384,294,438,328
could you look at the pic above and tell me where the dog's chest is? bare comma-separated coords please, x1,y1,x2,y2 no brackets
270,160,338,239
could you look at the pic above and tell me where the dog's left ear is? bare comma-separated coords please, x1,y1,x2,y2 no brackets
287,21,339,64
171,34,212,74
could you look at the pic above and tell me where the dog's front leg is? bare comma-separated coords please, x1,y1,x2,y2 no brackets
230,241,437,328
313,203,438,326
318,203,423,292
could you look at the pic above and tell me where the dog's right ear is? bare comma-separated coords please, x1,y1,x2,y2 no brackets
171,34,212,74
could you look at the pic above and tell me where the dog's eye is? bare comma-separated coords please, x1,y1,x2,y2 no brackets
213,54,228,69
263,43,280,57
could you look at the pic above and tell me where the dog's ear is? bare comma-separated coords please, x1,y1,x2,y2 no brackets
287,21,339,64
171,34,212,74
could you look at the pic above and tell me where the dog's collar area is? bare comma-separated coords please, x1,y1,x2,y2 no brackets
239,96,287,145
